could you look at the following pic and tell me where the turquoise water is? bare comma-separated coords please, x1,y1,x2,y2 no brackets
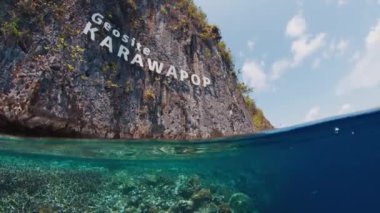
0,109,379,212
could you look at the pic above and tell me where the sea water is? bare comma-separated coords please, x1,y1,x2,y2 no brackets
0,109,379,213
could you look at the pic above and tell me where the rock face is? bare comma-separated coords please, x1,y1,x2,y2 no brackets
0,0,271,139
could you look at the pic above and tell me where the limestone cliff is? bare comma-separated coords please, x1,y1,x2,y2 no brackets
0,0,272,139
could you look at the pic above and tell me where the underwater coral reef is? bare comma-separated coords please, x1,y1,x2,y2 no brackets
0,154,258,213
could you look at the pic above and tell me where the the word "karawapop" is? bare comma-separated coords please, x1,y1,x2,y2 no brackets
82,13,211,87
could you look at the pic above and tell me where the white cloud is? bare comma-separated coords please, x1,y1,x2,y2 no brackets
338,0,348,6
271,59,293,80
269,11,327,80
327,39,349,56
320,39,349,64
324,0,348,6
336,39,349,52
247,40,255,51
337,20,380,95
241,60,268,91
292,33,327,64
286,12,307,38
304,104,353,123
305,106,321,122
366,21,380,46
338,103,353,115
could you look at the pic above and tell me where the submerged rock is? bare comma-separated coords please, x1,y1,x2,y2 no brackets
177,175,201,199
218,203,233,213
196,203,219,213
229,193,254,213
173,200,194,212
143,174,159,186
192,188,212,206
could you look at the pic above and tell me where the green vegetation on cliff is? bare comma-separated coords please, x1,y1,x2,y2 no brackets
161,0,233,69
237,82,274,131
161,0,273,131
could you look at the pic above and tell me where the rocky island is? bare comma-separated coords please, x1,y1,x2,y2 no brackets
0,0,272,139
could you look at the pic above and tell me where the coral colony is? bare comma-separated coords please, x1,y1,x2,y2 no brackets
82,13,212,88
0,155,255,212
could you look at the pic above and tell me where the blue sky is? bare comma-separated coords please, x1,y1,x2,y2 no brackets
194,0,380,127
